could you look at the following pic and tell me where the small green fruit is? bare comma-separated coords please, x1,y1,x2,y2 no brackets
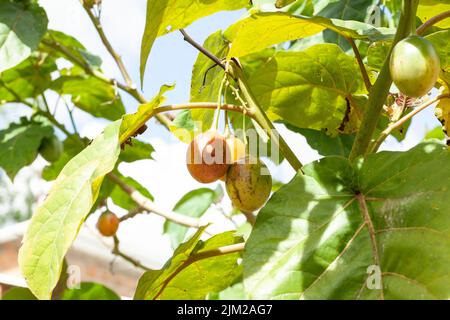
225,157,272,213
390,36,440,97
39,136,63,163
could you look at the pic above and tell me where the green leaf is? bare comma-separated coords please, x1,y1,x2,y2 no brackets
135,228,242,300
18,120,122,300
2,287,37,300
248,44,365,134
244,142,450,299
0,1,48,72
287,126,355,157
0,120,53,180
120,84,174,143
418,0,450,29
424,126,446,141
60,282,120,300
208,282,245,300
164,188,216,249
224,12,394,58
51,75,125,121
169,109,197,143
140,0,248,83
0,52,57,103
119,139,154,162
367,40,391,70
313,0,378,51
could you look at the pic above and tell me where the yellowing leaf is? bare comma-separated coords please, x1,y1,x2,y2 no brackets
418,0,450,29
224,12,394,58
18,121,122,300
119,84,174,143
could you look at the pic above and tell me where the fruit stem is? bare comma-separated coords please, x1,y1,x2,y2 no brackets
349,0,419,161
417,10,450,35
212,75,227,131
227,60,304,173
370,94,450,153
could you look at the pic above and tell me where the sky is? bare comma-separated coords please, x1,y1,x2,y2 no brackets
0,0,443,267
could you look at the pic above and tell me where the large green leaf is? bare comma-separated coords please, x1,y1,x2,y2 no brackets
244,142,450,299
287,126,355,157
135,229,242,300
224,12,394,58
417,0,450,29
313,0,378,51
51,75,125,121
247,44,365,134
164,188,216,249
18,120,122,300
60,282,120,300
0,52,57,103
139,0,248,83
0,1,48,72
0,120,53,180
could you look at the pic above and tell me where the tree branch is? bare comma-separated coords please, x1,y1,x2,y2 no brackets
179,29,226,70
416,10,450,35
119,207,147,222
112,236,151,271
81,2,133,87
107,173,204,228
370,94,449,152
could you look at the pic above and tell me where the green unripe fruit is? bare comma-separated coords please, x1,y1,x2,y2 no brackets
390,36,440,98
39,136,63,163
225,157,272,213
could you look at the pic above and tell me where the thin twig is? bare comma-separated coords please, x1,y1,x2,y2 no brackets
417,10,450,35
371,94,449,152
62,97,79,135
41,93,52,114
0,81,73,136
81,2,134,87
119,207,147,222
80,2,174,128
180,29,226,70
346,37,372,92
213,204,238,228
112,236,151,271
108,173,204,228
